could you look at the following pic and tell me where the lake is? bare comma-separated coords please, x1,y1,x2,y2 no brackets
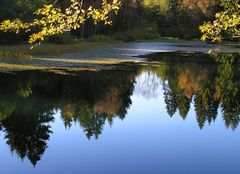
0,51,240,174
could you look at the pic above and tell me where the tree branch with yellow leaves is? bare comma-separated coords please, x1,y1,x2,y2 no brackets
200,1,240,43
0,0,121,47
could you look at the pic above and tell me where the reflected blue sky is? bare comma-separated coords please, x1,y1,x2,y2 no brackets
1,70,240,174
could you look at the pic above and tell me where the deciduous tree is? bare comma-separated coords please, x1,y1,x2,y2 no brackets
0,0,121,46
200,0,240,43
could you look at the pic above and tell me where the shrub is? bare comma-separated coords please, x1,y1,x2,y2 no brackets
89,35,114,42
112,20,160,41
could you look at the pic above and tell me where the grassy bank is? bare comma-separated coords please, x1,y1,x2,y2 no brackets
0,42,109,58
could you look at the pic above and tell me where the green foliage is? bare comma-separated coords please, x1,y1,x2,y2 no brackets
17,84,33,98
47,33,82,44
112,20,159,41
143,0,170,14
200,0,240,43
221,0,240,12
0,0,224,43
0,102,15,122
0,0,47,20
0,0,121,46
145,0,207,39
75,105,106,139
89,34,114,42
215,53,240,129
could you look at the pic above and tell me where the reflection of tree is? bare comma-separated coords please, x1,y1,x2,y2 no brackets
178,94,191,120
163,64,194,119
61,103,108,139
194,73,219,128
194,93,218,129
1,101,54,166
17,83,33,98
144,52,240,129
215,53,240,129
0,52,240,166
134,70,162,99
76,105,106,139
0,101,15,122
164,84,191,119
0,69,137,165
164,85,177,117
59,70,136,138
194,95,206,129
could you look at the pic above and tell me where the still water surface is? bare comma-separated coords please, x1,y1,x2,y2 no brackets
0,52,240,174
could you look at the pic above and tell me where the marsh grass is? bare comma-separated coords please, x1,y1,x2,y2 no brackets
30,58,143,65
224,43,240,48
0,62,98,72
0,50,32,59
0,42,107,58
0,57,144,72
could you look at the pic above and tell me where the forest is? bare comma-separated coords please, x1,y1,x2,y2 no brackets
0,0,238,44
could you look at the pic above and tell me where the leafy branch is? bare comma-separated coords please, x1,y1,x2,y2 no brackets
0,0,121,47
200,1,240,43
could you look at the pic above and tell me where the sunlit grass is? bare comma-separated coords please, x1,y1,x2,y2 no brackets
0,42,108,58
224,43,240,48
30,57,143,65
0,51,32,59
0,59,144,73
0,62,98,72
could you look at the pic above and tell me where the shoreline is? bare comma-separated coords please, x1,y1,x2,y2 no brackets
0,40,239,73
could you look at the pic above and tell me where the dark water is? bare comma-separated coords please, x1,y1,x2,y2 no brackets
1,52,240,174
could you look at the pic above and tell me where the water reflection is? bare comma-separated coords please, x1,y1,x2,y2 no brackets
0,52,239,167
0,69,137,165
150,53,240,129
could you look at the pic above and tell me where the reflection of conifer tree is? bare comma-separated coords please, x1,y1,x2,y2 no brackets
194,95,206,129
0,101,15,122
163,76,191,119
59,70,137,138
143,52,240,129
164,88,178,117
194,87,219,129
17,83,33,98
177,94,191,120
216,53,240,130
1,103,54,166
163,62,187,118
61,103,109,139
224,112,240,130
60,103,76,128
75,105,106,139
205,99,219,124
116,83,135,120
62,116,73,128
0,100,16,138
197,81,219,125
0,69,138,165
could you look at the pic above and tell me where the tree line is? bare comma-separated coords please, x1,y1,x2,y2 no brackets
1,0,237,44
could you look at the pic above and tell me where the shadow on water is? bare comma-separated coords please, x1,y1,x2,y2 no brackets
0,52,239,166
